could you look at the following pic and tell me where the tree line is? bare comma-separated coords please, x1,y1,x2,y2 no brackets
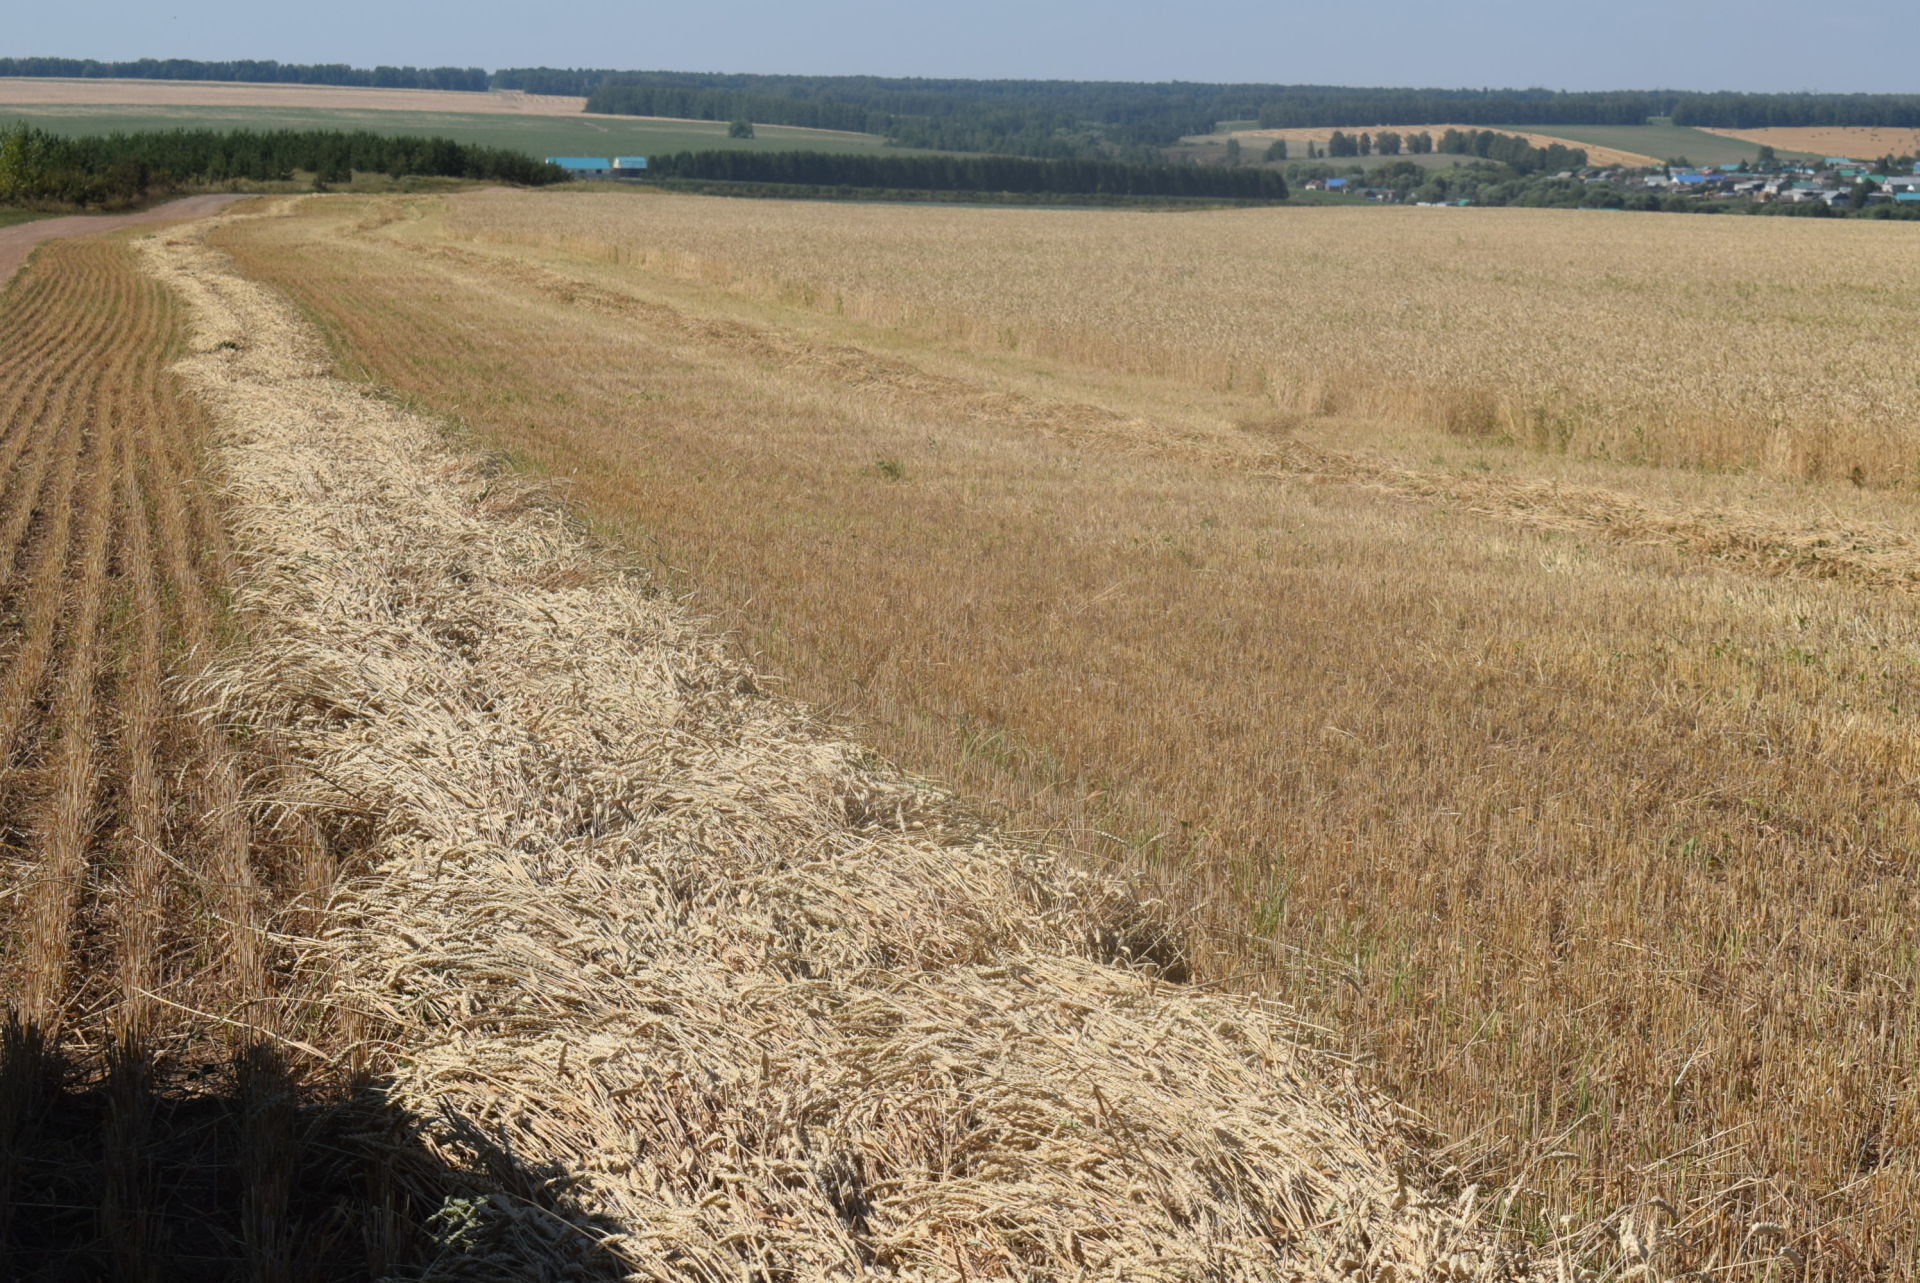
0,56,488,92
1255,89,1671,128
644,149,1288,200
0,123,562,208
582,74,1920,157
12,58,1920,146
1310,129,1584,174
1436,130,1586,173
580,73,1253,158
1258,88,1920,129
1669,93,1920,129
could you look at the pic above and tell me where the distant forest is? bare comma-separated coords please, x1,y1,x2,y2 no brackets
644,149,1289,200
9,59,1920,156
568,76,1920,155
0,56,488,92
1313,129,1587,175
0,122,561,207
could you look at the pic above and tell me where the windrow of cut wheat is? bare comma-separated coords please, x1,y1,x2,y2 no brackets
446,190,1920,487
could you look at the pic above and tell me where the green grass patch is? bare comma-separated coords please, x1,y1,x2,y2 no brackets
0,207,52,229
0,103,917,160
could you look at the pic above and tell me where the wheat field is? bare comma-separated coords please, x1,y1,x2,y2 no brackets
446,189,1920,490
148,213,1569,1279
1699,126,1920,162
204,190,1920,1278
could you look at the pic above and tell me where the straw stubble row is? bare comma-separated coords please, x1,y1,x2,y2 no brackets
0,236,331,1275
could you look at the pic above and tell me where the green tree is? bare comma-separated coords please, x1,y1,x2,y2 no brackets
1756,144,1777,169
728,119,755,139
1264,139,1287,162
0,122,53,202
1224,137,1242,165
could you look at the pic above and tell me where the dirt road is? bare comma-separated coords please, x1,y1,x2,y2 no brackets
0,194,251,291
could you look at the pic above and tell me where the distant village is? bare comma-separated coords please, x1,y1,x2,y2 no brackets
1303,155,1920,208
1597,157,1920,207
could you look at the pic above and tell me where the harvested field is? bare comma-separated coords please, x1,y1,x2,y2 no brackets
0,233,369,1274
143,206,1571,1280
1700,125,1920,162
0,76,589,114
212,189,1920,1278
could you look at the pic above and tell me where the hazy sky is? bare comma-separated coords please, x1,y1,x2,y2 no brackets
9,0,1917,92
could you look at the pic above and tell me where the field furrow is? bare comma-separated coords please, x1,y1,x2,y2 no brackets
16,407,120,1027
0,391,86,829
108,419,166,1038
0,274,84,402
0,414,64,592
0,256,129,597
0,305,108,581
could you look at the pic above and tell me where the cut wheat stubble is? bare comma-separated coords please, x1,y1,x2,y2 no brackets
0,235,366,1277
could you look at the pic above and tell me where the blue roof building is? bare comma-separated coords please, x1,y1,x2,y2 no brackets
546,157,612,175
613,156,649,171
